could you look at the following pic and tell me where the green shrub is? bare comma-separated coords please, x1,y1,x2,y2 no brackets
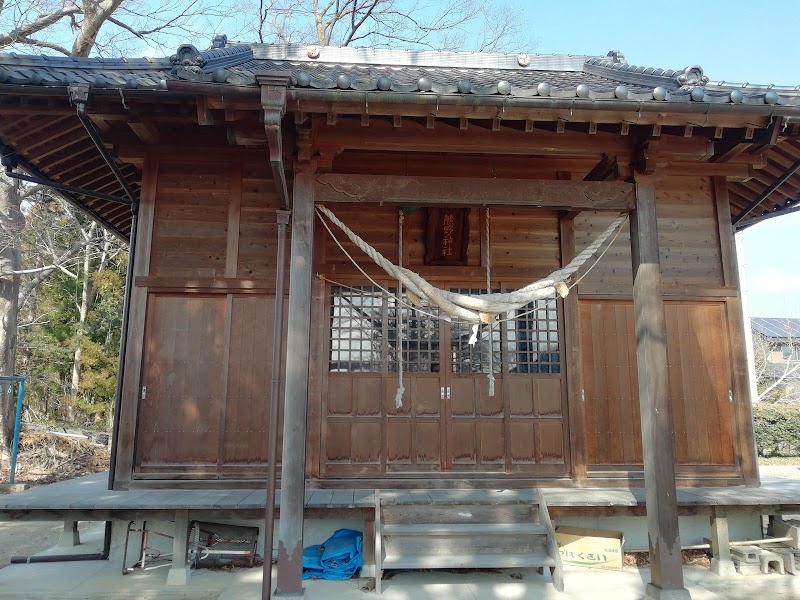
753,403,800,457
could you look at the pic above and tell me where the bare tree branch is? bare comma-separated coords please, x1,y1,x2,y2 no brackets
0,6,81,49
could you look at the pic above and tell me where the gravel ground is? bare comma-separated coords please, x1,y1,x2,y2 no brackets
0,521,63,568
758,464,800,479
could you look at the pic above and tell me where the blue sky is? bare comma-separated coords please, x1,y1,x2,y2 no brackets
525,0,800,318
17,0,799,315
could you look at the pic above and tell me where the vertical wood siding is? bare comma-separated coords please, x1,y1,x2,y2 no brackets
575,177,723,295
580,299,736,467
133,161,285,478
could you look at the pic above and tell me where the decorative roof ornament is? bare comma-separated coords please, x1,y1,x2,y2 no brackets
677,65,709,90
171,44,205,68
211,34,228,49
606,50,627,65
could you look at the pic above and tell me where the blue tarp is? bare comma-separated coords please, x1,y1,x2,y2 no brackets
302,528,363,580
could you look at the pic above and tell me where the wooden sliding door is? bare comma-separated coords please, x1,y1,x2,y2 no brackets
320,283,568,481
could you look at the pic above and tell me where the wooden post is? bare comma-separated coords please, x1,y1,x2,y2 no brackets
275,174,315,596
630,180,691,600
560,215,587,482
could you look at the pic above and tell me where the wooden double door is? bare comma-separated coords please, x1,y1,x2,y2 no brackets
580,299,738,470
321,284,568,480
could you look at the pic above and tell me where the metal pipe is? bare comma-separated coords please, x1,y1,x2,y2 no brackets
4,171,131,205
735,202,800,230
11,553,107,564
6,377,25,485
732,157,800,225
108,205,138,490
262,210,290,600
10,521,113,564
74,102,139,205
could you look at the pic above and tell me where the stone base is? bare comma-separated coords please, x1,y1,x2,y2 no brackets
644,583,692,600
58,521,81,547
734,559,763,576
273,591,305,599
0,484,29,493
166,565,191,586
710,558,738,576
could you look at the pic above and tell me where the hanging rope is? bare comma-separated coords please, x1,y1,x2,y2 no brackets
394,210,405,409
315,204,627,324
485,208,495,397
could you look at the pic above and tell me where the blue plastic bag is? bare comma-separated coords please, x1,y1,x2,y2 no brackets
302,528,363,580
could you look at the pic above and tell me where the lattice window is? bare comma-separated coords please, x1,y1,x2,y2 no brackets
450,288,501,374
388,292,441,373
329,286,384,372
507,299,560,374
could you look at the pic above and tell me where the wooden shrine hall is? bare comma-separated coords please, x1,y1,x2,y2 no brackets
1,39,800,599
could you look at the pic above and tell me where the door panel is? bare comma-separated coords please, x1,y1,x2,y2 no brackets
136,294,226,469
320,283,567,477
580,300,736,467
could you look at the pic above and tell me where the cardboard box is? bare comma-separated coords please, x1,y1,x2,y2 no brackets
555,526,624,571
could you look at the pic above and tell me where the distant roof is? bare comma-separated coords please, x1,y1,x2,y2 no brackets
752,317,800,339
1,40,799,107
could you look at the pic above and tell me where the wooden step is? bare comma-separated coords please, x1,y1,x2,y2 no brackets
374,489,564,594
382,552,557,570
382,522,547,535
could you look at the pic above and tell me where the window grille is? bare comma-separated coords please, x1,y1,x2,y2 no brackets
328,286,384,372
329,286,561,375
507,300,560,374
388,293,441,373
450,288,501,374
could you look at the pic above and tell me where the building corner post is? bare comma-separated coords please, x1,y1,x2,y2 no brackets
630,179,691,600
275,173,315,597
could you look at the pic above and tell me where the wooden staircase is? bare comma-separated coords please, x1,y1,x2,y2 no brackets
374,489,564,594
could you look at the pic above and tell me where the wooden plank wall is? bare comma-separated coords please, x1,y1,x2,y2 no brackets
575,176,723,295
130,159,287,480
573,176,747,479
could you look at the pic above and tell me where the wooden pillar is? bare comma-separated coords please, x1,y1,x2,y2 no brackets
275,174,315,596
630,181,691,600
560,214,587,482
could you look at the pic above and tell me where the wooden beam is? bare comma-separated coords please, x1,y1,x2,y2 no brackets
714,179,760,484
314,174,635,210
583,154,618,181
630,180,690,600
276,173,315,596
112,157,157,489
127,117,160,145
196,95,214,125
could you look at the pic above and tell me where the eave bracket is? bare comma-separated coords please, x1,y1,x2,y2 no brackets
256,72,292,211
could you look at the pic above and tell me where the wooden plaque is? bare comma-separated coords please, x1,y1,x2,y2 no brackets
424,208,470,266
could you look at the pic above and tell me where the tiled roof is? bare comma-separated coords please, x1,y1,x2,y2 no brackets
752,317,800,339
1,41,798,107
